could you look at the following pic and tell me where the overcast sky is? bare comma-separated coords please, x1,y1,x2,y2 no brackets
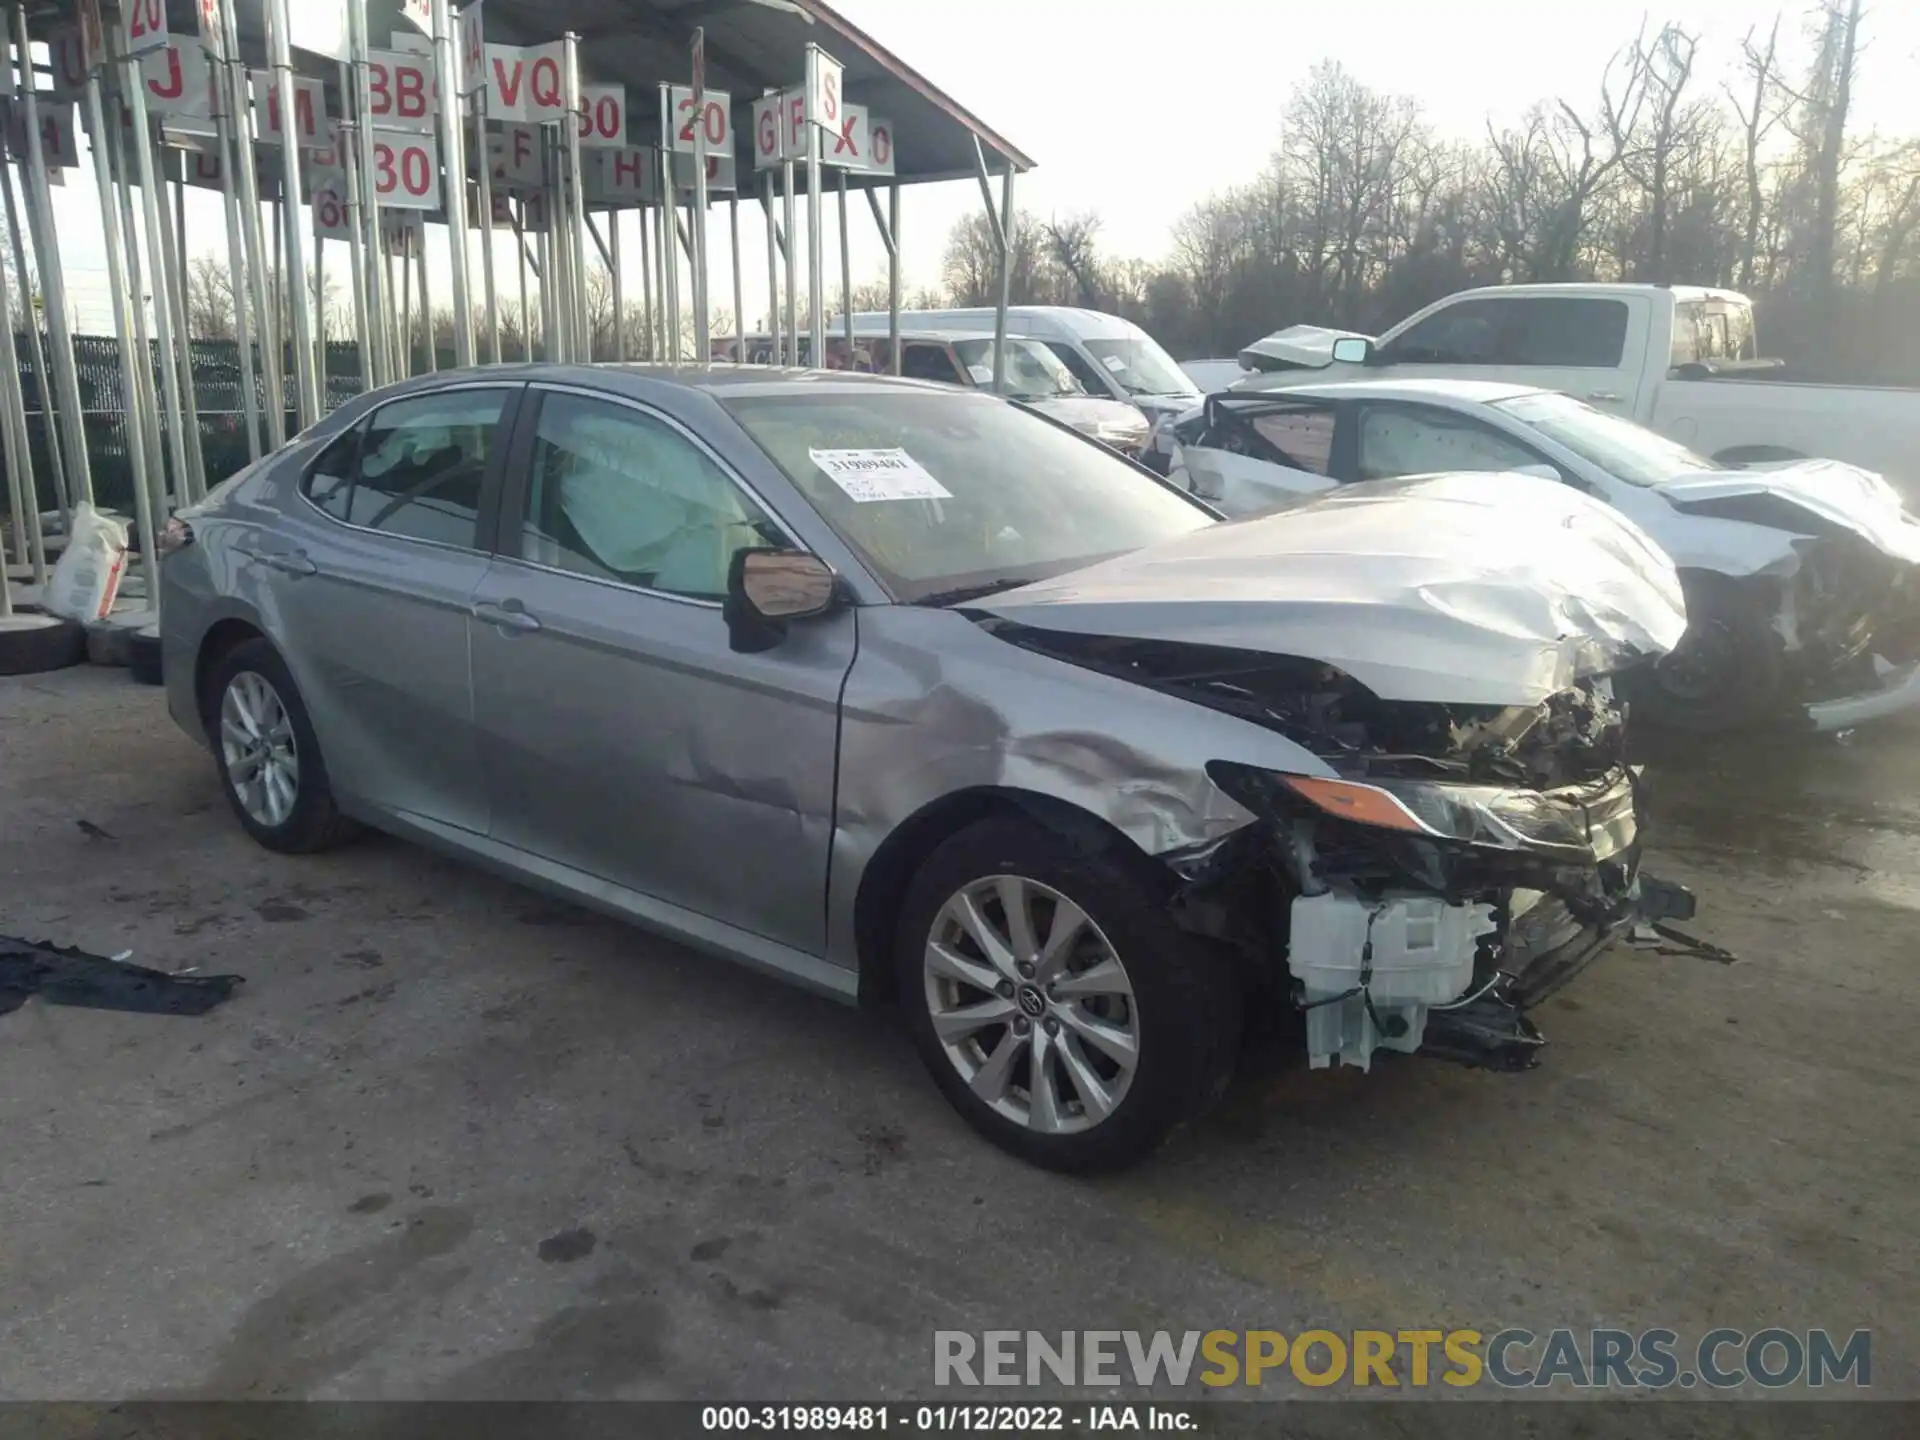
30,0,1920,338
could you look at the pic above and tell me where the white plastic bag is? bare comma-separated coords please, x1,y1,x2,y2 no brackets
44,502,129,623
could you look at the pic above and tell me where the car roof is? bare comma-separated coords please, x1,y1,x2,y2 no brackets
838,306,1143,341
359,362,963,402
1231,376,1546,406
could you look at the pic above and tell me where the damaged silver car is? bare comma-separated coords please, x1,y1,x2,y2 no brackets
159,367,1697,1172
1161,378,1920,732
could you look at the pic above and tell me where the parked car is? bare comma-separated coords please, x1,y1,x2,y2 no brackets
726,327,1151,458
831,305,1202,424
1162,377,1920,732
159,365,1695,1171
1226,284,1920,489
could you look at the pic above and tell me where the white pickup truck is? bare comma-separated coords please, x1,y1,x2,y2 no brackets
1229,283,1920,487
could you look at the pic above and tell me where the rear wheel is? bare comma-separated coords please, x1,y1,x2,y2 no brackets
896,818,1239,1172
204,639,356,853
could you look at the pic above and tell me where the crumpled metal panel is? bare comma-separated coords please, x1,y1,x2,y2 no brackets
977,472,1688,708
1656,459,1920,566
822,606,1335,972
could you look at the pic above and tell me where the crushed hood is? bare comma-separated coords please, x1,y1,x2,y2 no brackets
979,472,1687,707
1238,324,1374,373
1655,459,1920,565
1028,395,1152,441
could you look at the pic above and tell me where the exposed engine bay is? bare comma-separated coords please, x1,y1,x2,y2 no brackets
998,625,1699,1073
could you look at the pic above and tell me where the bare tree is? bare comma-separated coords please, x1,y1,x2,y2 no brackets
1727,17,1792,287
185,254,236,340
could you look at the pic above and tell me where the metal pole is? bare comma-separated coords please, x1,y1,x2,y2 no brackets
729,194,743,361
513,203,530,359
429,0,473,366
807,117,823,360
103,109,168,563
658,145,681,361
781,159,797,365
418,227,436,372
210,64,263,461
762,174,779,365
78,59,159,601
0,204,39,581
265,0,317,425
125,57,196,507
996,163,1016,394
561,38,589,362
12,8,92,504
151,139,207,500
691,105,709,360
346,5,389,386
536,210,555,361
866,183,901,376
340,120,372,391
637,202,654,360
473,100,499,363
313,232,327,398
837,169,852,349
400,225,414,377
2,160,69,526
219,0,285,448
609,209,624,361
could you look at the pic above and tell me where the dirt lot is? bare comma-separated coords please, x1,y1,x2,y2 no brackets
1,665,1915,1405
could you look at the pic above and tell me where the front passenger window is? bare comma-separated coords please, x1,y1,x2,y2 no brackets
520,393,778,603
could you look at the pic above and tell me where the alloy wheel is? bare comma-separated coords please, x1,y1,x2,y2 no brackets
923,874,1140,1135
220,670,301,829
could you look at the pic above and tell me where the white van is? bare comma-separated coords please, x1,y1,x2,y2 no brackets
832,306,1201,422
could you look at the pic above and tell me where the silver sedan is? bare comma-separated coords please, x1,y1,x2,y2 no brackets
160,365,1691,1170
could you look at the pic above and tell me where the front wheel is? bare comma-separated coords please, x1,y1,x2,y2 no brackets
1629,576,1784,732
896,818,1239,1172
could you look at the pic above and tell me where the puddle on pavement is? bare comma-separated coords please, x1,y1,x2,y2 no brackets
1634,722,1920,909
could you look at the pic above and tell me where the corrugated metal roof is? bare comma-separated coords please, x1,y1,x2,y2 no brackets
442,0,1032,184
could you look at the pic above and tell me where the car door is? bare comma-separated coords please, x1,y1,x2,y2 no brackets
1178,397,1342,514
467,385,856,957
1375,295,1649,416
1349,401,1576,487
270,382,521,835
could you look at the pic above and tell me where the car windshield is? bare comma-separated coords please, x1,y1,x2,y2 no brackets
1084,337,1200,398
1493,391,1718,487
953,338,1085,399
724,390,1212,604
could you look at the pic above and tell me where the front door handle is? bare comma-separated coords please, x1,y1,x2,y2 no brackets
472,600,541,633
1586,390,1623,404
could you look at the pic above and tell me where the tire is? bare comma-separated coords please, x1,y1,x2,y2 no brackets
129,623,163,687
0,613,86,676
203,638,357,853
1629,575,1784,732
896,817,1240,1173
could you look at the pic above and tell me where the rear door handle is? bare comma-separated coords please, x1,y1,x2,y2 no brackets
472,600,541,633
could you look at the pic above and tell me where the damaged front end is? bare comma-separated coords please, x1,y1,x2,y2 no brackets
1006,629,1696,1073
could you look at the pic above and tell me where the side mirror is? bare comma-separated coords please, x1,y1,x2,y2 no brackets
724,547,840,653
1330,337,1374,365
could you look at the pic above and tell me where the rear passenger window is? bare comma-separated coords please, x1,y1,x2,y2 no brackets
1249,406,1336,475
303,389,510,548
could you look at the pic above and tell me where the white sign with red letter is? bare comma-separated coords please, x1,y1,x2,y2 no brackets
250,71,327,147
751,89,804,170
458,3,486,94
576,84,626,148
123,0,167,57
667,85,730,156
312,185,353,241
141,43,215,118
366,49,436,133
804,44,842,131
487,121,543,190
483,42,567,123
371,127,442,209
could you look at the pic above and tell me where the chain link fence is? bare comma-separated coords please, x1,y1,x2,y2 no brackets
2,331,371,524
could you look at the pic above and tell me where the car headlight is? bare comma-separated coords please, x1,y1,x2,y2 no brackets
1207,763,1593,860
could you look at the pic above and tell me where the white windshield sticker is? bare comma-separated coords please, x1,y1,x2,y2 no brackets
1101,354,1128,372
809,447,953,503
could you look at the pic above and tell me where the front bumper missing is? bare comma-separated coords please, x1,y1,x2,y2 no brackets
1421,871,1698,1070
1805,654,1920,732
